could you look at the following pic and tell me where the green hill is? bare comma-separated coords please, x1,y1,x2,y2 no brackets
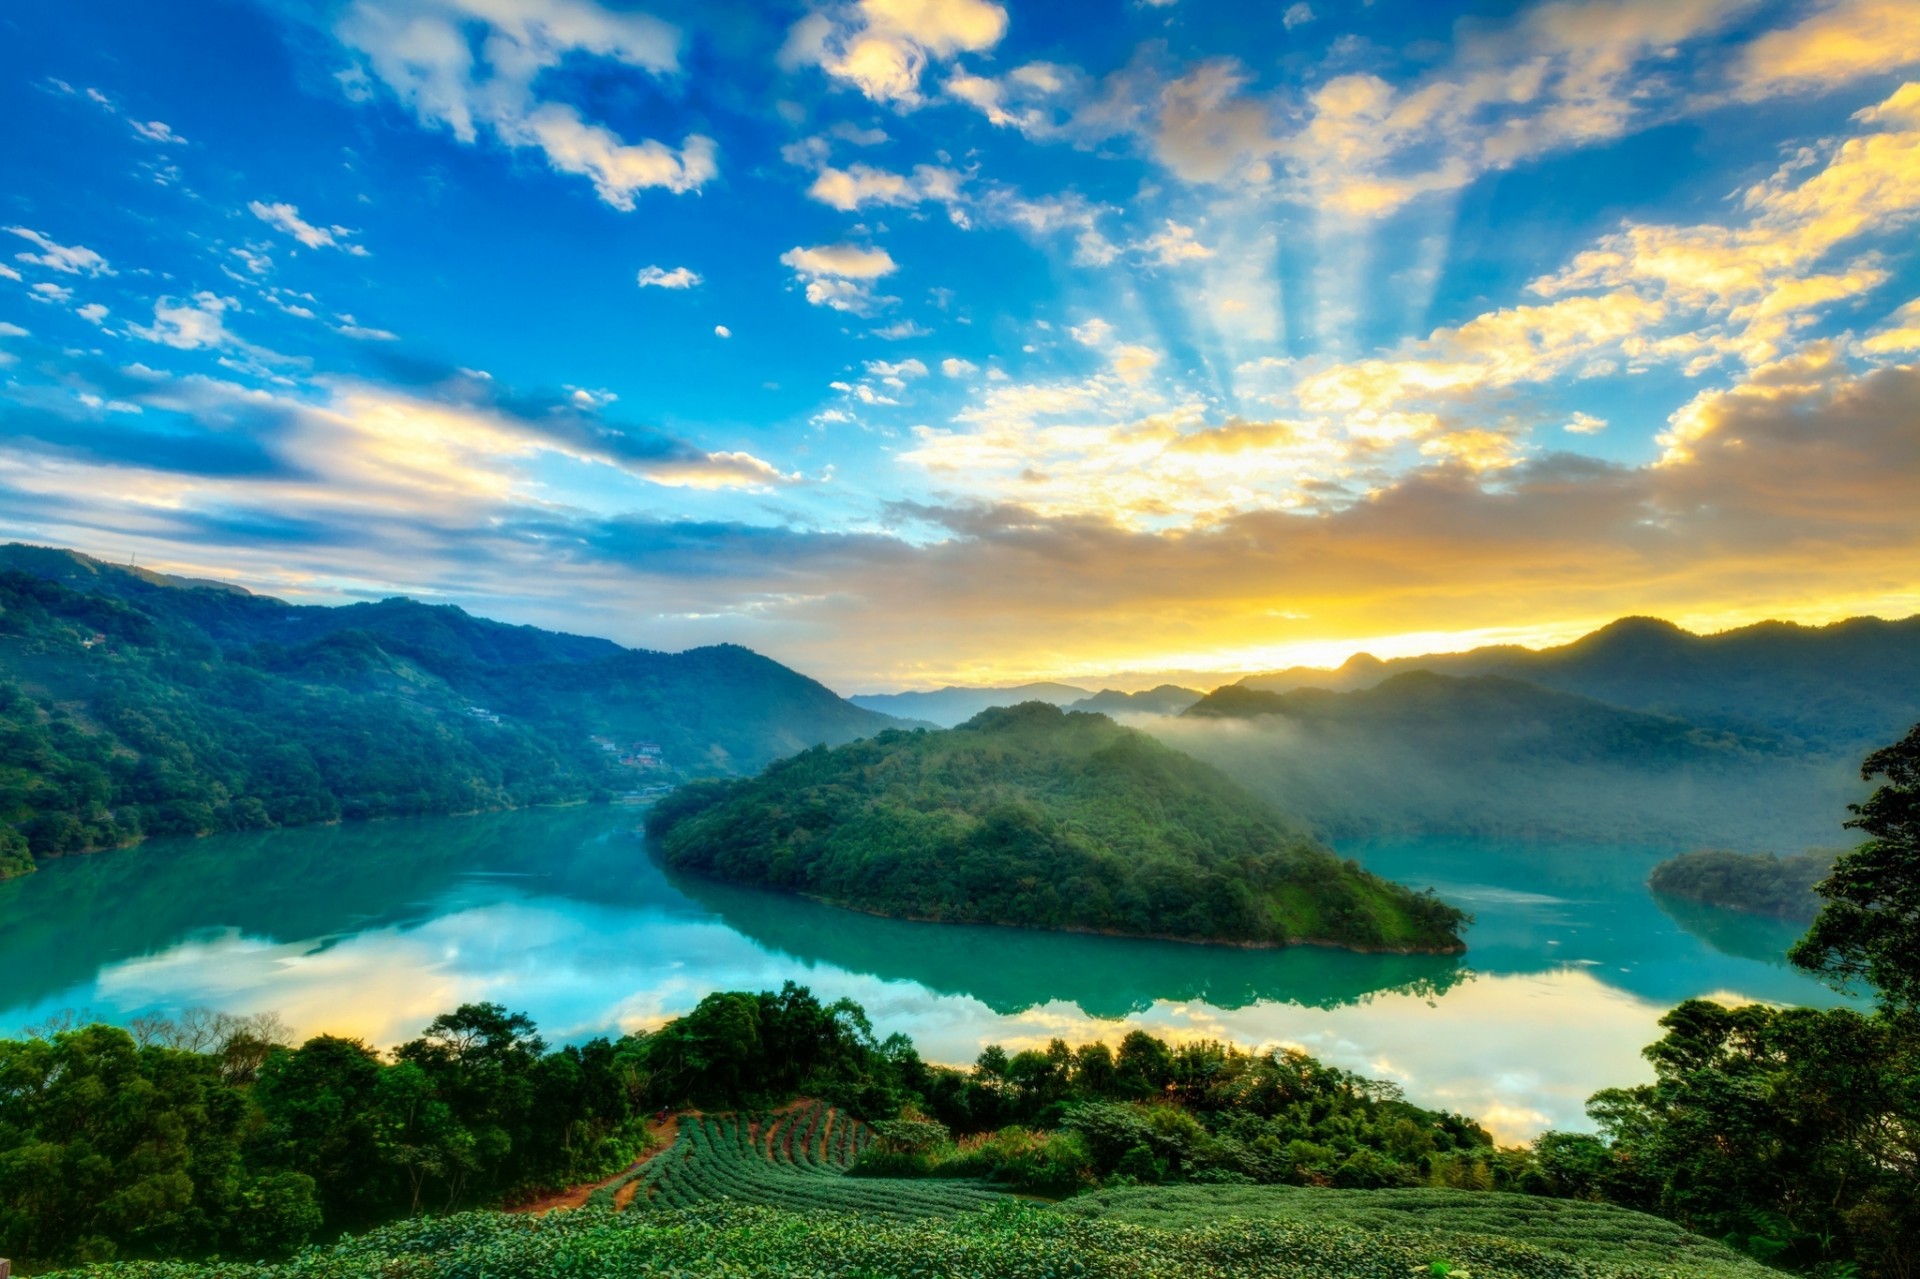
645,701,1467,952
0,544,901,876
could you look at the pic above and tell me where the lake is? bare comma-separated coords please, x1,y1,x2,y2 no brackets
0,806,1857,1142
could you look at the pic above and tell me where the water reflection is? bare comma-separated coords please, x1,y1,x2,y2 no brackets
1650,894,1813,969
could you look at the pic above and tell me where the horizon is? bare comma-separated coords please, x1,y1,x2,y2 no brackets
2,0,1918,690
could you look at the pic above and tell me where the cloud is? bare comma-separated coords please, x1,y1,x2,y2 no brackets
249,202,370,255
783,0,1008,107
805,162,964,213
1861,298,1920,354
77,303,109,325
941,357,978,377
780,242,898,313
1136,219,1214,265
637,265,702,289
128,294,243,350
130,119,187,144
7,227,115,276
30,283,74,304
335,321,400,341
333,0,715,209
1734,0,1920,99
1564,411,1607,434
1282,2,1314,30
714,324,732,338
872,319,931,339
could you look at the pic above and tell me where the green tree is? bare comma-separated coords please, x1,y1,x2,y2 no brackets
1791,721,1920,1009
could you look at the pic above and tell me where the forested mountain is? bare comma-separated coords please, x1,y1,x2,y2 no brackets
647,701,1468,953
1068,685,1203,716
848,681,1093,726
1160,671,1861,845
1239,615,1920,752
1647,848,1836,919
0,545,900,876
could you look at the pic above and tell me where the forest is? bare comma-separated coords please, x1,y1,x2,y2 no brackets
1647,848,1837,918
646,701,1468,952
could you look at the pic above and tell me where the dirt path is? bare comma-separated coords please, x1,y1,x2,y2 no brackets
510,1115,682,1215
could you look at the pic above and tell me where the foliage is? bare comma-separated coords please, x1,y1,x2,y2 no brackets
37,1198,1763,1279
1563,999,1920,1278
1647,848,1837,919
1063,1185,1780,1279
647,701,1467,952
1790,721,1920,1009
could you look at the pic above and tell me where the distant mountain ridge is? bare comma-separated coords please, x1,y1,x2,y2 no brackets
0,544,903,875
849,681,1093,726
1238,614,1920,752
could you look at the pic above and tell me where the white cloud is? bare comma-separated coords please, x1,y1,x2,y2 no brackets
1734,0,1920,100
806,162,964,214
248,202,370,255
0,322,28,337
335,319,400,341
872,319,931,339
1137,219,1214,265
77,303,109,325
714,324,732,338
30,283,73,304
941,357,978,377
637,265,702,289
334,0,715,209
231,247,274,276
129,293,241,350
1564,411,1608,434
0,264,19,281
7,227,114,276
131,119,187,144
780,242,899,313
782,0,1008,107
1282,2,1314,30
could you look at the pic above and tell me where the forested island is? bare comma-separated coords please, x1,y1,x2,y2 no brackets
646,701,1467,953
1647,848,1837,918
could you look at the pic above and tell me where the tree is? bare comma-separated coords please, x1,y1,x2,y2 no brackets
1791,721,1920,1009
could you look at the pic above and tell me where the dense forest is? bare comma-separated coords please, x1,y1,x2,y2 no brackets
0,545,901,877
646,701,1468,952
1647,848,1837,918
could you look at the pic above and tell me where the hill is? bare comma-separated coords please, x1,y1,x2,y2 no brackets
1240,614,1920,753
1159,671,1858,844
1647,848,1837,920
848,681,1092,727
0,545,900,876
1068,685,1203,716
645,701,1467,952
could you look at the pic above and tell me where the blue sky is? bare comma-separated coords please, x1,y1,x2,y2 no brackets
1,0,1917,689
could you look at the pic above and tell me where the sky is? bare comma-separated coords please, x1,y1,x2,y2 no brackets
1,0,1918,692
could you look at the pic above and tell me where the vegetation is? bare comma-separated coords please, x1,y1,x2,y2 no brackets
1063,1186,1778,1279
39,1200,1735,1279
1647,848,1836,918
0,545,900,877
1791,720,1920,1010
647,701,1467,952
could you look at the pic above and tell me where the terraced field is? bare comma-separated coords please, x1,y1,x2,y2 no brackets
587,1102,1009,1220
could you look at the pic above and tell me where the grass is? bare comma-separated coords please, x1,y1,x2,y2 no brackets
1061,1184,1779,1279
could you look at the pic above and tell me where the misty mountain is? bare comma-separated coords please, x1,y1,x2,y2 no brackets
1158,670,1865,846
848,681,1093,727
1068,685,1205,716
1240,614,1920,752
0,544,902,875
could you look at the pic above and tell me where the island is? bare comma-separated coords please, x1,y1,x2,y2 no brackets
645,701,1468,953
1647,847,1838,920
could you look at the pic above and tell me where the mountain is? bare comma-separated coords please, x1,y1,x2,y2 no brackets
1240,614,1920,752
646,701,1468,953
1068,685,1204,716
848,681,1093,727
0,544,901,876
1647,848,1837,920
1159,671,1862,845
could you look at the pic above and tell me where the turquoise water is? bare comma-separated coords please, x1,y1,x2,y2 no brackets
0,807,1857,1141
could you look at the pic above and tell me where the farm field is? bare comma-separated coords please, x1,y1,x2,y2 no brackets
1062,1185,1780,1279
588,1102,1011,1219
41,1199,1747,1279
